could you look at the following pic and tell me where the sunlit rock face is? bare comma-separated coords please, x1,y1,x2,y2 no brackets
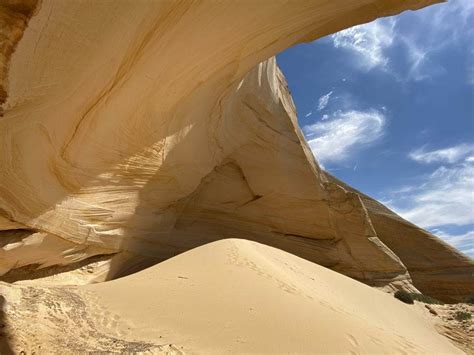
0,0,472,302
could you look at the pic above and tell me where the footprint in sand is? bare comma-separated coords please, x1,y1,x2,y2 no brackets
369,335,383,345
346,333,359,347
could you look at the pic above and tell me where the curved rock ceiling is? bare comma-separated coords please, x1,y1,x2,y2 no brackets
0,0,472,303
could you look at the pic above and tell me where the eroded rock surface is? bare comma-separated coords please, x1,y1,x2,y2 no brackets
0,0,472,304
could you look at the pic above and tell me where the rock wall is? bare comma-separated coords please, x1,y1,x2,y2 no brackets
1,0,472,302
328,174,474,302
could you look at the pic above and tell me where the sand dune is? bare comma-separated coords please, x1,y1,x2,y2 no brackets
2,239,462,353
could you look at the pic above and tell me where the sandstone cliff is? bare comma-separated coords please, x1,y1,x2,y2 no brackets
0,0,472,304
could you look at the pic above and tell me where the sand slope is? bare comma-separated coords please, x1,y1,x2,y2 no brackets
3,239,461,353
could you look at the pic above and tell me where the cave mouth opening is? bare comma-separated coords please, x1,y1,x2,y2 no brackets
275,0,474,262
0,1,471,307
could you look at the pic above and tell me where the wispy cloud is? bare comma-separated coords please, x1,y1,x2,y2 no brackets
401,37,432,81
424,0,474,44
331,18,396,71
379,143,474,257
430,229,474,258
303,110,385,165
317,91,333,111
409,143,474,164
389,144,474,230
329,0,474,82
396,162,474,228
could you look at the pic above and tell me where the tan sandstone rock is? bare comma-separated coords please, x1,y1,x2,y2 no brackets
0,0,472,305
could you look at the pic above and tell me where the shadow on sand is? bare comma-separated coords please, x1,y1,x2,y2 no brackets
0,294,13,355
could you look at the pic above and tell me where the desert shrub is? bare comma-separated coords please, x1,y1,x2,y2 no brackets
394,290,414,304
454,311,471,321
409,293,444,305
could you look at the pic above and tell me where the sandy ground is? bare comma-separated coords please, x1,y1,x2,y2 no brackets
426,302,473,354
0,239,466,354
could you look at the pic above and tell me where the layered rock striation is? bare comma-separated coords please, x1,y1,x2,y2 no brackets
0,0,472,302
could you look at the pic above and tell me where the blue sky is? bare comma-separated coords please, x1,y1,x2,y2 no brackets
277,0,473,258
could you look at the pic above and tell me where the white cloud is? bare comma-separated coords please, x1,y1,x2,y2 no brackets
393,157,474,229
430,229,474,258
400,35,448,82
304,112,312,117
317,91,333,111
321,114,329,121
402,38,431,81
331,18,396,71
461,247,474,257
303,110,385,164
409,144,474,164
329,0,474,82
330,16,435,80
399,0,474,81
427,0,474,44
385,143,474,255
